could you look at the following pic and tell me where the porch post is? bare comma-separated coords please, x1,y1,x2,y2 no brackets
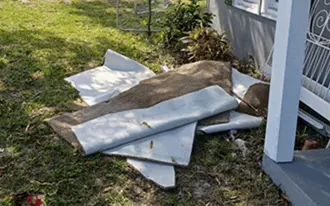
264,0,310,162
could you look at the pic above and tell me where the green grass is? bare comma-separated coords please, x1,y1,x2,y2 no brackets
0,0,287,205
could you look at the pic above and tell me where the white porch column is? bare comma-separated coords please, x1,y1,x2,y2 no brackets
264,0,310,163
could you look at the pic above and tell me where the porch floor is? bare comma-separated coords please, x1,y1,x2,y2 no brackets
262,149,330,206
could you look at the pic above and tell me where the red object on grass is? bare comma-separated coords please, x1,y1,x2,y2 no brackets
26,196,33,203
35,194,42,206
35,199,42,206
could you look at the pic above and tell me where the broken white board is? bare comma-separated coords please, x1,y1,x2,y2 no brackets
127,158,175,188
231,68,266,101
197,111,263,134
104,122,197,166
72,85,238,155
65,49,155,106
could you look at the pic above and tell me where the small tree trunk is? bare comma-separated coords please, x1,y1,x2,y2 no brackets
147,0,152,38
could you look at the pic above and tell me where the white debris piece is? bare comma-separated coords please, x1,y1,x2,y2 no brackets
72,85,238,155
65,49,155,106
235,139,249,157
104,122,197,166
229,129,237,141
127,158,175,188
197,111,263,134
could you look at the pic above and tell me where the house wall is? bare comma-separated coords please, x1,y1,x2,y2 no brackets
207,0,276,75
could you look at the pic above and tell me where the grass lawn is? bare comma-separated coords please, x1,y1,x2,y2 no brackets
0,0,288,205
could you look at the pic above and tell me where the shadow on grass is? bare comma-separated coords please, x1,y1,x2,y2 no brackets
0,1,161,205
0,28,148,105
0,26,147,146
69,0,166,31
0,27,149,205
69,0,118,28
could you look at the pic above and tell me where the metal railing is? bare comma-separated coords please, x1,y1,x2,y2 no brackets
302,0,330,103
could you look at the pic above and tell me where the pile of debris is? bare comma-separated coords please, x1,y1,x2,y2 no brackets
47,49,269,188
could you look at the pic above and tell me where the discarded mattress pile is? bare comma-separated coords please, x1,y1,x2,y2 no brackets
48,49,268,188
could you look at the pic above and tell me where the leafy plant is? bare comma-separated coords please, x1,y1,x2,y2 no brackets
161,0,214,48
178,27,232,63
232,55,257,75
296,126,308,141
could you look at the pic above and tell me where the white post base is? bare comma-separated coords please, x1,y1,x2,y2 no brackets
264,0,310,163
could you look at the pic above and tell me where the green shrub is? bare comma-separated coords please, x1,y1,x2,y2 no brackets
231,55,261,77
178,27,232,64
161,0,213,48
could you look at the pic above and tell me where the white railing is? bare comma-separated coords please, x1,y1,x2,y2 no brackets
300,0,330,121
265,0,330,121
303,0,330,102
